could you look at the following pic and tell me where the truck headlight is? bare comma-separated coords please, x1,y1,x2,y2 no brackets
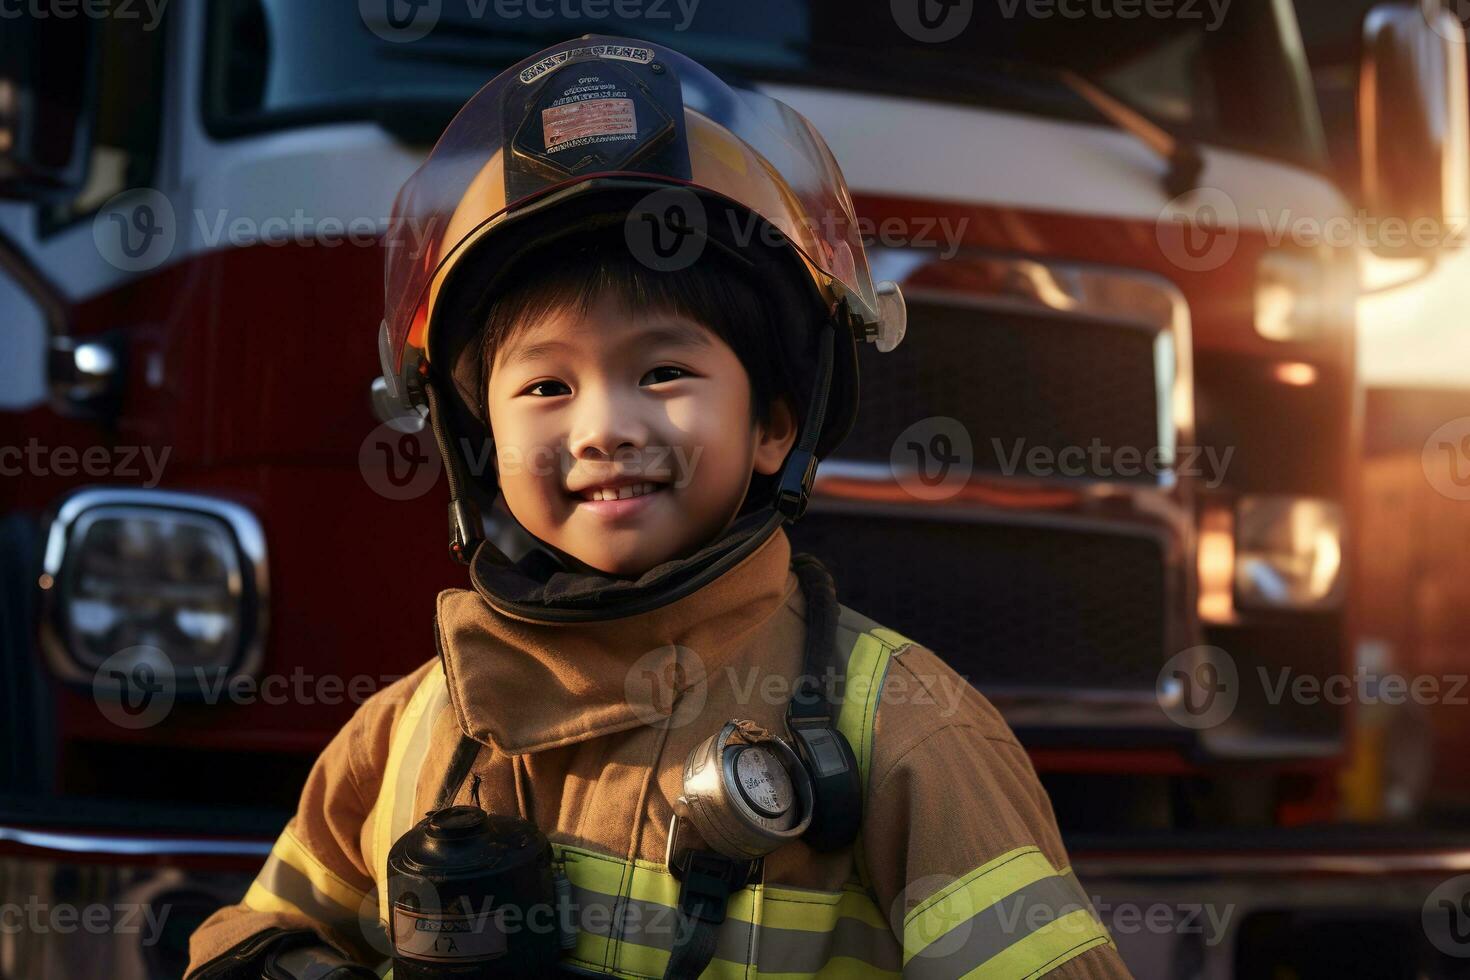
1234,495,1344,610
1254,248,1352,343
40,488,267,693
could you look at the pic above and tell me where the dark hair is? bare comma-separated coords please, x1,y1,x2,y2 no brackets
471,237,807,514
476,238,801,429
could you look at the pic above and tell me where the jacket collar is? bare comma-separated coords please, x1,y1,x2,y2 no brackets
437,525,796,754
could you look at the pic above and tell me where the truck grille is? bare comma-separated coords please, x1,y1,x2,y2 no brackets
842,301,1164,481
789,512,1167,692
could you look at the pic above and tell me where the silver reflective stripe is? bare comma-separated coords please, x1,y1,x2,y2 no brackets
255,854,358,923
755,914,904,975
568,884,746,960
904,871,1107,980
565,881,902,975
253,855,388,953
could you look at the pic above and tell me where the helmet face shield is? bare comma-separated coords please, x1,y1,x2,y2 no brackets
381,35,879,386
375,34,908,597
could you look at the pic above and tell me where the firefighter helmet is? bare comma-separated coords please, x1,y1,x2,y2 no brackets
375,35,905,616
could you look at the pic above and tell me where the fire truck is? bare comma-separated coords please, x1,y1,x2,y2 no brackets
2,1,1468,976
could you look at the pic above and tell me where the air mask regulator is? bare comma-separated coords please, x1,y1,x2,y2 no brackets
386,806,576,979
667,720,814,866
660,720,825,980
658,557,861,980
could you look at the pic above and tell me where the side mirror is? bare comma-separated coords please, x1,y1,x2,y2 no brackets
1358,3,1470,258
0,14,97,200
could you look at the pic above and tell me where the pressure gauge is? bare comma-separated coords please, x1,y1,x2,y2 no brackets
670,720,814,863
732,745,794,818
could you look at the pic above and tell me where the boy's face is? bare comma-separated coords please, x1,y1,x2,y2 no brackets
486,292,797,578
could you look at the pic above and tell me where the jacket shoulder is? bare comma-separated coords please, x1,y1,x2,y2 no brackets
337,656,441,779
835,603,1022,785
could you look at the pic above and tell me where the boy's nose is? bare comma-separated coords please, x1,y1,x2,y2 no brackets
566,387,654,463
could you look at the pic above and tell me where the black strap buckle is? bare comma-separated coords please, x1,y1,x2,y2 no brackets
663,836,758,980
665,815,758,896
672,850,757,923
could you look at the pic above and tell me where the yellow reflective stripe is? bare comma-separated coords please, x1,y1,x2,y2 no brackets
834,632,891,789
273,827,370,911
758,890,903,975
242,880,309,918
835,624,909,897
556,845,760,923
553,843,900,978
869,626,915,652
761,883,890,933
904,846,1056,961
758,958,898,980
244,827,389,958
959,908,1111,980
370,667,449,915
902,848,1115,979
242,825,368,930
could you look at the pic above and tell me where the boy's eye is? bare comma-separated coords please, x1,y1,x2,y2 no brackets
520,367,689,397
642,365,689,386
524,380,570,397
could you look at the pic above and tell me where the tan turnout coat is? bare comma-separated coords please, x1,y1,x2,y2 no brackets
187,527,1133,979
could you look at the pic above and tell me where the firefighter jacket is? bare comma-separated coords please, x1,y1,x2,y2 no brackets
186,526,1134,978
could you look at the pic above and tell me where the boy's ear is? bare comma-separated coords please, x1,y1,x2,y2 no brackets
752,396,799,477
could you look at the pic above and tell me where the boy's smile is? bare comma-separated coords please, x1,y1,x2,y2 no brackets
487,292,796,579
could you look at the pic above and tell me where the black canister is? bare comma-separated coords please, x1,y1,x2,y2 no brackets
387,806,565,978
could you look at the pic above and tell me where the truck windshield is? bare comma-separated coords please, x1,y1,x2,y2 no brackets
205,0,1326,169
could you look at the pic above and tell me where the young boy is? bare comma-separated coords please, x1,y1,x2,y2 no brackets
187,36,1133,980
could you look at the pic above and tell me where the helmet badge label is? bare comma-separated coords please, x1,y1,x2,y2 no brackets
518,44,654,84
543,94,638,154
511,61,677,180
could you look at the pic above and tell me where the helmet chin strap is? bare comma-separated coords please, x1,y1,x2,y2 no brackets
424,381,486,566
422,313,838,624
